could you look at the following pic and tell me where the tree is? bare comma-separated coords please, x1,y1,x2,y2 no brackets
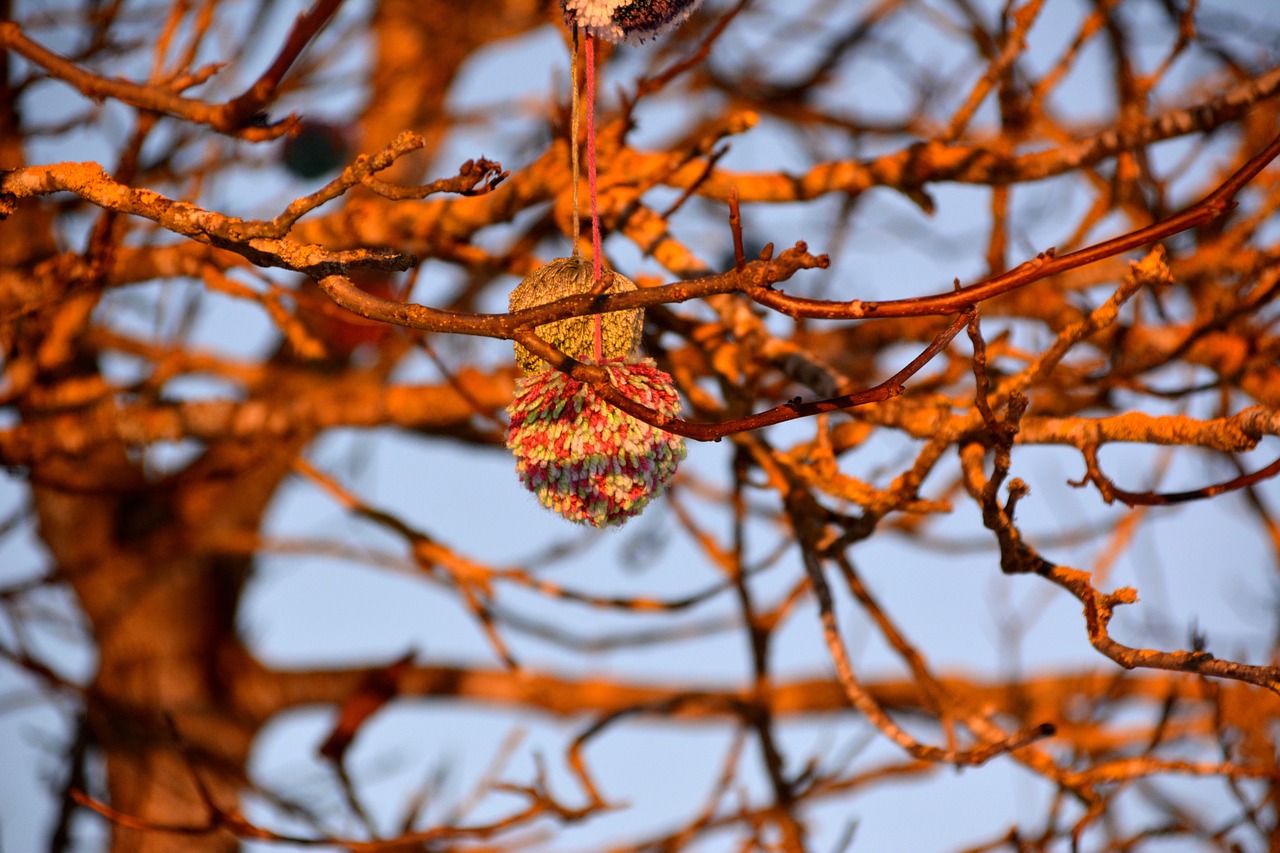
2,0,1279,850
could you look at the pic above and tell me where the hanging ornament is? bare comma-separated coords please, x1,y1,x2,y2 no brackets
508,256,643,374
561,0,706,43
501,0,699,527
505,359,686,527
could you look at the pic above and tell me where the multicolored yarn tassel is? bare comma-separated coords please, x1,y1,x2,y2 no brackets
506,359,686,527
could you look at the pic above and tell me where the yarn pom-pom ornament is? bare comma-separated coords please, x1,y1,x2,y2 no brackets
505,359,686,527
561,0,706,43
509,256,643,374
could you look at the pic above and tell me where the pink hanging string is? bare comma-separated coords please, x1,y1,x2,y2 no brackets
584,35,605,361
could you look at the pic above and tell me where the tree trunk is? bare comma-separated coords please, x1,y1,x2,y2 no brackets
33,432,303,852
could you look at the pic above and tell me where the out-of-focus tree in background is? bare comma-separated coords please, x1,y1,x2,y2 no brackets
2,1,1280,851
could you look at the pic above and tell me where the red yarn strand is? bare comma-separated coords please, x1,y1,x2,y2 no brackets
585,37,602,283
584,35,605,362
